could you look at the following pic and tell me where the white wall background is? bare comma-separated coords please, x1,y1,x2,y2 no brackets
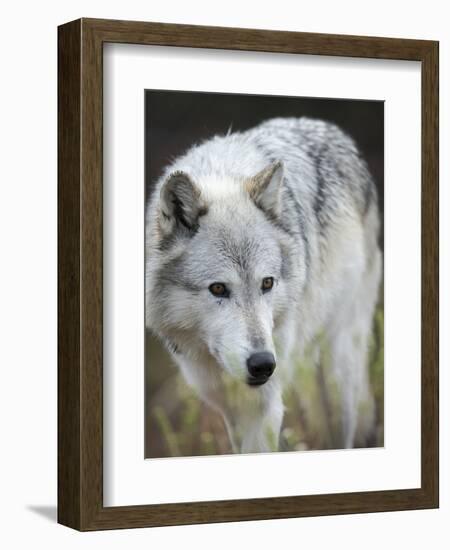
0,0,447,547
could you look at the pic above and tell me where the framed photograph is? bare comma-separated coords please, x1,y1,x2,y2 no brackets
58,18,439,530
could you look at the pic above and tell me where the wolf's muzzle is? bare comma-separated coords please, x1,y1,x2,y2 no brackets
246,352,276,386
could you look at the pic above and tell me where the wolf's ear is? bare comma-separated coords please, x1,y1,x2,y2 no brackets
159,171,205,235
246,161,284,217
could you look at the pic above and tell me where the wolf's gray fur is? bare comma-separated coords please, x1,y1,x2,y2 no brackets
146,117,382,453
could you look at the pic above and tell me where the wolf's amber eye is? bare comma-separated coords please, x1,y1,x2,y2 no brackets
209,282,229,298
262,277,274,292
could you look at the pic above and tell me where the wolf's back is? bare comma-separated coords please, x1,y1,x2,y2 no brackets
244,117,378,229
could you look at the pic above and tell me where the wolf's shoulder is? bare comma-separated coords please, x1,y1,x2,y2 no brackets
249,117,376,217
247,116,358,154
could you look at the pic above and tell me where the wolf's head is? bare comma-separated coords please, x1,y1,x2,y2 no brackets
148,161,303,387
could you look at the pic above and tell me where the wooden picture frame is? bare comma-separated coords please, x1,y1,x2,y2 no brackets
58,18,439,531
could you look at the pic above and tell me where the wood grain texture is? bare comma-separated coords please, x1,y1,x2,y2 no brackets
57,19,82,530
420,41,439,506
57,18,439,531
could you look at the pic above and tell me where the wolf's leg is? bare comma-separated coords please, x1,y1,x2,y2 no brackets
238,384,284,454
327,332,361,448
175,355,284,454
328,249,381,449
200,381,284,454
213,380,285,454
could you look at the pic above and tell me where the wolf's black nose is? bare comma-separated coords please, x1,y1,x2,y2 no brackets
246,352,276,385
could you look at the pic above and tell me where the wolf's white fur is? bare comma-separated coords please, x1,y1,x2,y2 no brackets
146,117,382,453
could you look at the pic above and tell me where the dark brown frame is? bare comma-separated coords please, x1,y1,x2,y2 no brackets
58,18,439,531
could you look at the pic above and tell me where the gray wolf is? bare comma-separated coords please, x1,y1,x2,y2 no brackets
145,117,382,453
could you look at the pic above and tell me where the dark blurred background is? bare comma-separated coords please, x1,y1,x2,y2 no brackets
145,90,384,458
